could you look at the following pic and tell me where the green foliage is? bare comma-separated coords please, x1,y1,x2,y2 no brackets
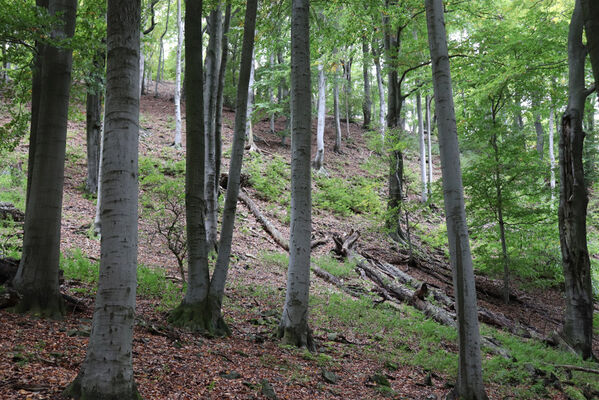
313,175,382,217
61,249,99,283
245,153,290,204
259,251,288,271
313,255,355,279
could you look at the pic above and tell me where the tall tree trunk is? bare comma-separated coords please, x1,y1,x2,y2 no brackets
373,44,386,141
214,2,232,197
417,91,427,202
279,0,314,351
155,0,171,97
313,63,326,172
245,51,257,152
343,56,352,137
173,0,183,147
26,0,49,207
269,53,276,133
93,123,104,236
13,0,77,318
559,0,594,360
65,0,141,397
426,95,433,190
333,54,342,153
168,0,212,331
425,0,488,398
549,107,556,201
207,0,257,334
204,5,223,251
533,98,545,160
362,39,371,129
384,0,405,243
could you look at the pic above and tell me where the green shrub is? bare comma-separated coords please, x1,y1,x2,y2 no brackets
245,153,290,204
313,175,382,216
61,249,99,283
313,255,355,278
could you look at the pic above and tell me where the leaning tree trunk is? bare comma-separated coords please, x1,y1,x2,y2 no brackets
204,5,223,251
580,0,599,86
558,0,594,360
425,0,488,398
65,0,141,398
173,0,182,147
207,0,257,335
417,91,427,202
12,0,77,319
362,39,371,129
245,51,257,152
279,0,314,351
313,63,326,172
168,0,212,332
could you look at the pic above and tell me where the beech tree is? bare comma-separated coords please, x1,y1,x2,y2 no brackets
313,62,326,172
12,0,77,318
558,0,595,360
65,0,141,397
278,0,314,350
173,0,182,148
425,0,487,398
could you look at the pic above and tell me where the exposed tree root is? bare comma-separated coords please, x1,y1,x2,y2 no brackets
168,300,231,337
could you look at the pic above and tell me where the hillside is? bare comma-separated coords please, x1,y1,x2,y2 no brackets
1,86,598,400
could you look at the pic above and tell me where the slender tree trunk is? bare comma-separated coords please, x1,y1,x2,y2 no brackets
204,5,223,251
168,0,212,330
214,2,232,197
13,0,77,318
333,57,342,153
207,0,257,334
417,92,427,202
173,0,183,147
426,95,433,189
85,88,102,194
245,51,257,152
425,0,487,398
279,0,314,351
373,44,386,141
313,63,326,172
155,0,171,97
94,121,104,236
558,0,594,360
533,98,545,160
269,53,276,133
549,107,556,200
343,57,352,138
65,0,141,398
362,39,371,129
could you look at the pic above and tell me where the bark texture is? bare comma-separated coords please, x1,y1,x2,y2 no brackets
362,39,371,129
85,87,102,194
313,63,326,172
173,0,182,147
558,0,594,360
425,0,488,397
13,0,77,318
580,0,599,86
66,0,141,398
279,0,314,351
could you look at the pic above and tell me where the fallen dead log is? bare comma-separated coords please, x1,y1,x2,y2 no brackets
311,265,362,299
0,202,24,222
237,190,289,251
0,257,19,285
550,364,599,375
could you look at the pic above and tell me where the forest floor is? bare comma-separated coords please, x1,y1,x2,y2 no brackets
1,82,598,399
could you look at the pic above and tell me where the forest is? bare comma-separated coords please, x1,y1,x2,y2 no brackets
0,0,598,399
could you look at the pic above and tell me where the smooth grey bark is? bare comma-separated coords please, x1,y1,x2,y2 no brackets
362,39,371,129
417,91,427,202
214,2,232,195
558,0,594,360
333,58,342,153
173,0,182,147
343,56,352,137
313,63,326,172
25,0,48,207
580,0,599,87
373,44,386,141
13,0,76,318
279,0,314,351
154,0,171,97
549,107,556,200
207,0,257,332
425,0,487,398
245,51,257,152
269,53,276,133
168,0,211,330
204,5,223,251
426,95,433,189
65,0,141,398
93,122,104,236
